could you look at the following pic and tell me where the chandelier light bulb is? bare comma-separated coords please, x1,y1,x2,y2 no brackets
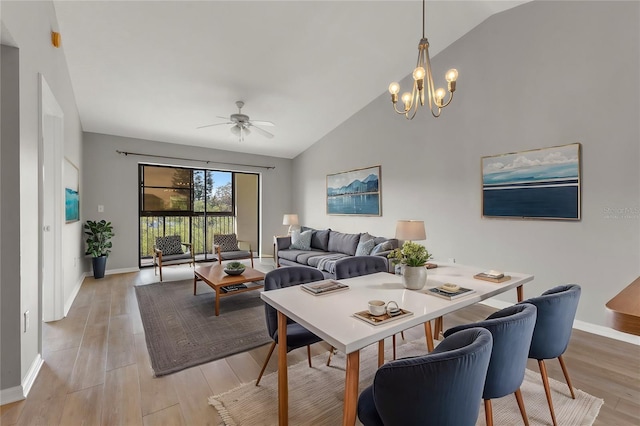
388,82,400,95
412,67,426,81
401,92,412,105
445,69,459,82
435,88,446,100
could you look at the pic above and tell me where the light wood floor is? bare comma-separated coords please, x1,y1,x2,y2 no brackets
1,262,639,425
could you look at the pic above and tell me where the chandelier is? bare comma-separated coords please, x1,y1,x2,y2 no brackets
388,0,458,119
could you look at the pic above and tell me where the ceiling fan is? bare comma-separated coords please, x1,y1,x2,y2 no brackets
197,100,275,142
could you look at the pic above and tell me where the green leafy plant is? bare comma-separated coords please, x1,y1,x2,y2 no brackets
388,241,432,267
226,261,245,270
84,220,114,257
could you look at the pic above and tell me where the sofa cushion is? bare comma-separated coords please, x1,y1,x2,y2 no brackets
355,238,376,256
290,230,313,250
360,232,375,242
155,235,184,255
295,251,329,265
278,249,312,263
311,229,331,251
328,231,360,256
371,240,393,255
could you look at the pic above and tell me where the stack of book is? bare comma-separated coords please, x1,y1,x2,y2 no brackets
474,270,511,283
427,285,475,300
301,280,349,295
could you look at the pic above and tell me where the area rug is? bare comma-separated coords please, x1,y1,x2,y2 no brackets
209,339,603,426
135,279,270,376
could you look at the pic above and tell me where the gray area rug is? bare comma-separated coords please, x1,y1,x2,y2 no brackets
135,279,270,376
209,339,603,426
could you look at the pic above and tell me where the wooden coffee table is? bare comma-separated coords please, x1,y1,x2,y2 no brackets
193,264,266,316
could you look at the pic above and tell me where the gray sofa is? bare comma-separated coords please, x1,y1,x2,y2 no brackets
275,228,398,279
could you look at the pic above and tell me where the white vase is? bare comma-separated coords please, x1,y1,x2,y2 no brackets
402,265,427,290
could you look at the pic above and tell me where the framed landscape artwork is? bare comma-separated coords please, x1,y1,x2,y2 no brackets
327,165,381,216
482,143,581,220
64,158,80,223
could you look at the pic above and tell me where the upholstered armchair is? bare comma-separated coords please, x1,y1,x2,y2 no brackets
213,233,254,267
153,235,195,282
444,303,538,426
518,284,581,426
256,266,333,386
357,327,493,426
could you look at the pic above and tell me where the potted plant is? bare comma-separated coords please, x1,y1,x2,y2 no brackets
84,219,114,279
388,241,432,290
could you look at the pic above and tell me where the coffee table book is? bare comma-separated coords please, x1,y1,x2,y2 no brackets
474,273,512,283
353,309,413,326
300,279,349,295
427,285,476,300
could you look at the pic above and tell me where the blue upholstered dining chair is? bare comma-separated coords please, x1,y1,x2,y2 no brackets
357,327,493,426
334,256,406,361
444,303,538,426
518,284,581,426
255,266,332,386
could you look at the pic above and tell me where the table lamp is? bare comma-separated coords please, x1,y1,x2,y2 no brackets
395,220,426,241
282,214,300,235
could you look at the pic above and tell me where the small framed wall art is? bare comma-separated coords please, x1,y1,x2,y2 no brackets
481,143,581,220
326,165,381,216
64,158,80,223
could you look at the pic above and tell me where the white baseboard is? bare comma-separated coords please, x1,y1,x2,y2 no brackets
64,273,86,316
88,266,140,277
0,385,24,405
22,354,44,397
480,298,640,346
1,353,45,404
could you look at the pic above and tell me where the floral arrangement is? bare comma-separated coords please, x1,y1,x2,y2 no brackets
387,241,432,267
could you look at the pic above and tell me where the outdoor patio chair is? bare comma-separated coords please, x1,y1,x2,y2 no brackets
153,235,195,282
213,233,254,267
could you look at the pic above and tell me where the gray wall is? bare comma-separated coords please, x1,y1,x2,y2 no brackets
82,132,293,272
1,0,84,396
292,1,640,327
1,44,22,391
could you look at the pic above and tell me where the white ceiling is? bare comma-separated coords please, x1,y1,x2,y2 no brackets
53,1,528,159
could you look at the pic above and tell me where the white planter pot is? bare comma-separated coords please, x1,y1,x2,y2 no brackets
402,265,427,290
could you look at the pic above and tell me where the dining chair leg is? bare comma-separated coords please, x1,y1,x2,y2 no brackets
400,331,405,340
484,399,493,426
514,388,530,426
538,359,558,426
307,345,312,367
255,341,276,386
392,334,397,360
557,355,576,399
326,346,335,366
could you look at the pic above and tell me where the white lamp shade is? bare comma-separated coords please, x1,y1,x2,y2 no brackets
282,214,299,226
395,220,426,241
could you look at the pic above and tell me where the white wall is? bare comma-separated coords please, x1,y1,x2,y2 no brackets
292,1,640,327
1,0,84,398
82,132,293,272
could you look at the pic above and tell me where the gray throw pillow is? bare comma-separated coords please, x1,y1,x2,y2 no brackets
215,234,240,251
328,231,360,256
156,235,184,255
355,238,376,256
371,240,393,255
311,229,330,251
290,230,312,250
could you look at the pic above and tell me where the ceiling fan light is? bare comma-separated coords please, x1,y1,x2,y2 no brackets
230,125,240,136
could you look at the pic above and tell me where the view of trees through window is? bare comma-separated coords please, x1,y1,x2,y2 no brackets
139,165,237,265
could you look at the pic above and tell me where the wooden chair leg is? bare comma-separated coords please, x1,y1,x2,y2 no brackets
158,260,163,282
514,388,530,426
326,346,334,366
557,355,576,399
307,345,312,367
424,321,434,352
538,359,558,426
400,331,405,340
255,341,276,386
484,399,493,426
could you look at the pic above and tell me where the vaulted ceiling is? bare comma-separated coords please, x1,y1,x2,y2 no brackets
53,1,528,159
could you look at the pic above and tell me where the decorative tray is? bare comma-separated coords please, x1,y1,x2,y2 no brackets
353,309,413,326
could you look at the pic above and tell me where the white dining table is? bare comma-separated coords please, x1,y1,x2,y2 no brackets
260,262,534,426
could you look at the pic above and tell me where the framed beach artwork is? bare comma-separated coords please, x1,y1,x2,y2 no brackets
482,143,581,220
327,165,381,216
64,158,80,223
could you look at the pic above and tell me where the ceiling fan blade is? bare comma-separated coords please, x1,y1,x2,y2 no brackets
196,121,232,129
216,115,230,120
250,120,275,127
251,124,274,139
